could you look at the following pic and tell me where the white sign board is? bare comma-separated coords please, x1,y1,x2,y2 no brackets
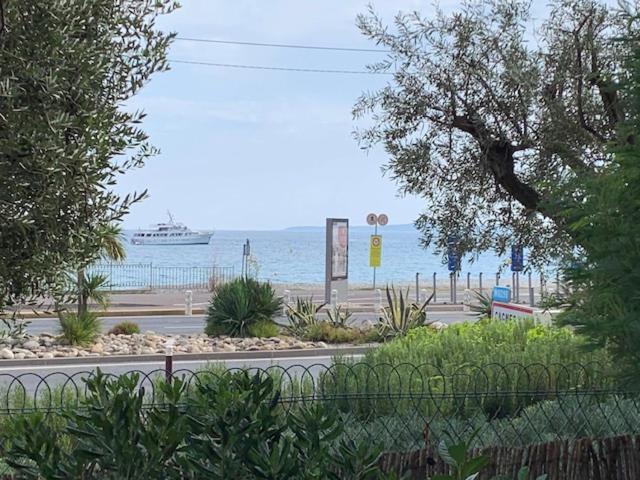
491,301,554,325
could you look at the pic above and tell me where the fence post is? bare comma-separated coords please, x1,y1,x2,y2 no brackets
415,272,420,302
479,272,483,294
466,272,471,290
376,289,382,312
556,271,560,294
149,262,154,290
432,272,437,303
283,289,291,316
164,341,174,384
495,272,500,286
185,290,193,316
331,289,338,307
528,272,533,306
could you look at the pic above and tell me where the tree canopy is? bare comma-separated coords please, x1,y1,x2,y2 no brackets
354,0,633,267
0,0,178,311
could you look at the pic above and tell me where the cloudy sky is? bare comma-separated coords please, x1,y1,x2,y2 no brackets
115,0,571,230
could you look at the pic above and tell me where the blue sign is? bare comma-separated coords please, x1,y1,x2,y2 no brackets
511,245,524,272
447,235,460,272
492,286,511,303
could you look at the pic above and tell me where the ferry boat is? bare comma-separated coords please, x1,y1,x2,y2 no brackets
131,213,213,245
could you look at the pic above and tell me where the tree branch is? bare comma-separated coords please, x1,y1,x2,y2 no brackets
0,0,5,34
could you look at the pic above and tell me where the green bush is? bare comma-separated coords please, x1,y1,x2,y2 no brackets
246,319,280,338
303,322,362,344
58,312,101,346
378,285,434,339
108,321,140,335
205,278,282,337
1,370,400,480
319,320,613,418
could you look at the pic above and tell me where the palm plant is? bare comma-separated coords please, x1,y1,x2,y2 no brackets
326,305,353,328
378,286,434,339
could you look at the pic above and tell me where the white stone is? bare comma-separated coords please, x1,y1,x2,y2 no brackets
0,348,14,359
21,340,40,350
40,352,54,359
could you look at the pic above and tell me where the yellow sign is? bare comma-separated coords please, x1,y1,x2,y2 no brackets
369,235,382,267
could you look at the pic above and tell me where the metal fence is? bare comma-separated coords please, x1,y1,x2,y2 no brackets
0,363,635,451
87,263,236,290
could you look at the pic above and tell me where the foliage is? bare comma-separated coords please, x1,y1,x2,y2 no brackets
285,297,325,337
0,1,178,313
366,319,609,370
58,312,101,346
303,322,363,344
205,277,282,337
108,321,140,336
468,289,492,317
0,313,30,339
1,370,406,479
554,14,640,386
326,304,353,328
354,0,631,267
247,319,280,338
378,285,433,338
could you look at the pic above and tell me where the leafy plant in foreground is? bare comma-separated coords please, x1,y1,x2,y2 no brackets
469,289,492,318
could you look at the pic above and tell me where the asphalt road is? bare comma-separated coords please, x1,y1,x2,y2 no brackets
24,311,477,336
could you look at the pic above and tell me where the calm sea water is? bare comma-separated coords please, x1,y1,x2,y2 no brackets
122,226,514,285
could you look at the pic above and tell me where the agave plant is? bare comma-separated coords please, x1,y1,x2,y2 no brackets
469,289,492,318
285,297,326,337
326,305,353,328
378,286,434,339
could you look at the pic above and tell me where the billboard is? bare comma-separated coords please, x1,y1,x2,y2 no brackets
329,219,349,280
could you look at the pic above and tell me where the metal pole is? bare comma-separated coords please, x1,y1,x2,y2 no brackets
372,224,378,290
540,272,545,297
479,272,483,294
556,271,560,294
529,287,535,307
528,273,533,305
331,289,338,307
466,272,471,290
415,272,420,302
453,273,458,304
376,289,382,312
496,272,500,286
432,272,437,303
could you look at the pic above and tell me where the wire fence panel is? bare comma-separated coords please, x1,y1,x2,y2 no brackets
0,363,636,451
87,263,236,290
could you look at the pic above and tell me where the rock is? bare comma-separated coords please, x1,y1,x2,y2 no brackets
42,338,55,347
90,343,104,354
141,347,156,355
21,340,40,350
40,352,54,359
14,353,25,360
316,342,328,349
53,351,66,358
0,348,14,359
220,344,236,352
430,321,448,330
246,345,261,351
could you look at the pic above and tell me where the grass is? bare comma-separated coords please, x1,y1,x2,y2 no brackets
247,319,280,338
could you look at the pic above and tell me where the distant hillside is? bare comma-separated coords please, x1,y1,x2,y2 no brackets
285,223,416,232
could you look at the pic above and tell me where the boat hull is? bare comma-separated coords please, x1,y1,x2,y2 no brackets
131,232,213,246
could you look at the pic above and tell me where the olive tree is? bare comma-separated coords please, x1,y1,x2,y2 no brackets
354,0,631,267
0,1,178,313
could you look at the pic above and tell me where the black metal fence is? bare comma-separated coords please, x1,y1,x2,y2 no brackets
0,363,635,451
87,263,236,290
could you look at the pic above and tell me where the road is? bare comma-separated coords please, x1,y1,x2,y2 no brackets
24,311,477,336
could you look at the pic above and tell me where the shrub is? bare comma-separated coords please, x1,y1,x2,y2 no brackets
378,285,434,338
247,319,280,338
303,322,362,344
469,289,492,317
58,312,101,346
108,321,140,335
326,305,352,328
205,278,282,337
2,370,397,479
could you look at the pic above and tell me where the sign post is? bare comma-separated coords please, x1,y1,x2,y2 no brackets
367,213,388,289
325,218,349,305
447,235,460,303
511,245,524,303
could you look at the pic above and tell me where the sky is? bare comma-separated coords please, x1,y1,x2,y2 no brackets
115,0,599,231
116,0,452,230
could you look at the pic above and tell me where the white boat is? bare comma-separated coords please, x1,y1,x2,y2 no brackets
131,213,213,245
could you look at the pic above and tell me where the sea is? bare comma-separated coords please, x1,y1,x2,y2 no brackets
121,225,518,286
